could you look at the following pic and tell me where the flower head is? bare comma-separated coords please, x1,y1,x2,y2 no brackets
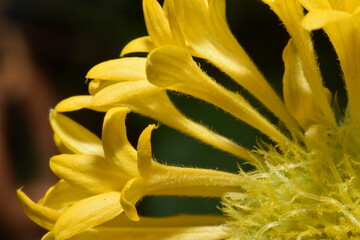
19,0,360,239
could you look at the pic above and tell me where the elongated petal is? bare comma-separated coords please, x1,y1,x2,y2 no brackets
91,80,254,162
50,110,103,156
38,180,91,210
295,0,331,10
303,10,360,122
120,178,145,221
88,79,117,95
104,214,226,227
17,190,60,230
55,81,253,162
42,231,55,240
54,192,122,240
179,0,298,130
302,9,353,30
50,154,126,194
120,36,156,56
164,0,187,48
121,166,240,221
102,107,139,177
143,0,172,45
91,80,163,107
298,0,360,12
86,57,147,81
283,39,324,129
264,0,336,127
53,133,73,154
71,225,229,240
328,19,360,123
55,95,93,112
147,46,289,146
137,124,157,179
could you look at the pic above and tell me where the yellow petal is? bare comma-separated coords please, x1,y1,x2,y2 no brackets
121,166,240,221
120,36,156,56
71,225,229,240
282,39,325,129
49,110,103,156
104,214,226,227
303,10,360,122
54,192,122,240
86,57,147,81
55,80,253,162
38,180,91,211
147,46,290,147
331,19,360,123
120,178,144,221
137,124,157,179
143,0,172,45
302,9,353,30
102,107,139,177
53,133,73,154
50,154,127,194
323,1,360,12
264,0,336,127
179,0,298,130
17,190,60,230
88,79,117,95
41,231,55,240
92,80,254,162
91,80,163,107
164,0,187,48
295,0,331,10
55,95,93,112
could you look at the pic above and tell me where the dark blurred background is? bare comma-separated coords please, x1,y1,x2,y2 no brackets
0,0,341,239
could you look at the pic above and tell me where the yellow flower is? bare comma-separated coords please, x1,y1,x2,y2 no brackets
19,0,360,239
18,107,237,239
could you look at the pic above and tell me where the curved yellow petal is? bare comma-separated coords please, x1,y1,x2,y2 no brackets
302,9,360,123
38,180,91,211
91,80,254,162
53,133,73,154
264,0,336,127
143,0,172,45
137,124,157,179
283,39,327,129
54,79,254,162
329,19,360,123
120,178,144,221
295,0,331,10
147,46,290,146
54,192,122,240
91,80,163,107
102,107,139,177
88,79,117,95
86,57,147,81
17,190,60,230
42,231,55,240
49,110,103,156
302,9,353,30
164,0,187,48
55,95,93,112
121,165,241,221
179,0,298,130
104,214,226,228
54,82,253,162
71,225,229,240
299,0,360,12
120,36,156,56
50,154,126,194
